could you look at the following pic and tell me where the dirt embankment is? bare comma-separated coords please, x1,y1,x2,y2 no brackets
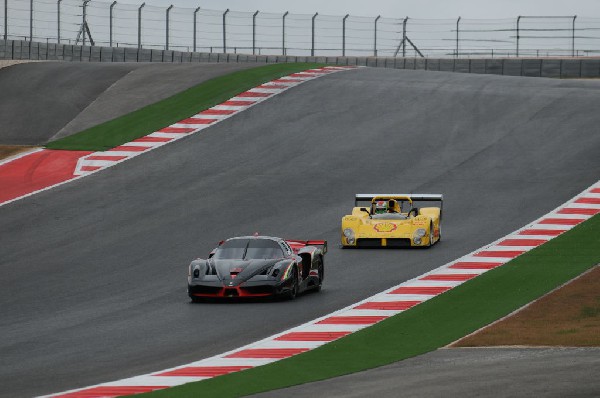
453,265,600,347
0,145,38,161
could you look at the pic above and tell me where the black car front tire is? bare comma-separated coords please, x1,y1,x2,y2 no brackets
285,268,299,300
315,257,324,292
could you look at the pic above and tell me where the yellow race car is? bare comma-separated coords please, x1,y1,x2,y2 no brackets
341,194,443,248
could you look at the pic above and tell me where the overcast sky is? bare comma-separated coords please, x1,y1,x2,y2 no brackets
120,0,599,19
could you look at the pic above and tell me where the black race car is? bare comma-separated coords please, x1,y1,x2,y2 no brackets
187,236,327,301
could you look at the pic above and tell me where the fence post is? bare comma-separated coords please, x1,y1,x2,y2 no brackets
342,14,349,56
57,0,61,43
222,9,229,53
374,15,380,57
29,0,33,42
402,17,408,58
456,16,461,57
82,0,90,46
193,7,200,52
572,15,577,57
110,1,116,47
252,10,258,55
166,5,172,50
516,15,521,57
138,2,145,49
282,11,288,56
4,0,7,40
311,12,318,56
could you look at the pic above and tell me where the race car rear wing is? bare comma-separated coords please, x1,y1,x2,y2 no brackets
355,193,443,205
355,194,443,218
286,239,328,254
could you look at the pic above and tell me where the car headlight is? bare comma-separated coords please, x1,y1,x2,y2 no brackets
414,228,426,238
193,267,200,278
413,228,426,245
343,228,355,244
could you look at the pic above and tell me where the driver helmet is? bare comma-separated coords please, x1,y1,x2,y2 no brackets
388,199,397,213
374,201,388,214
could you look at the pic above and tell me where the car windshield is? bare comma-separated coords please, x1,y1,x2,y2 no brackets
214,239,248,260
214,239,284,260
371,213,409,220
372,200,409,213
246,239,285,259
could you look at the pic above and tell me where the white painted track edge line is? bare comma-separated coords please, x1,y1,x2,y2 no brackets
1,170,103,209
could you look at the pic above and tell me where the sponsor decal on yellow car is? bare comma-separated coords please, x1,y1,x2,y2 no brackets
373,222,397,233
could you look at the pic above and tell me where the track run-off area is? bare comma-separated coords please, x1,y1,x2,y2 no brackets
0,64,599,397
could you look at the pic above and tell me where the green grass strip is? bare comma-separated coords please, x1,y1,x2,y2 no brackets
137,214,599,398
45,63,325,152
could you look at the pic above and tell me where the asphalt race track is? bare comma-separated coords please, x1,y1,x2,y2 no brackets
0,62,255,145
250,347,600,398
1,65,599,397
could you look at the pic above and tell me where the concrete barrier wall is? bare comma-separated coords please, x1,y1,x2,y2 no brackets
1,39,599,78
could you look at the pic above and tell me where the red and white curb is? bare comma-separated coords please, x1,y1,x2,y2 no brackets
45,182,600,397
73,66,355,176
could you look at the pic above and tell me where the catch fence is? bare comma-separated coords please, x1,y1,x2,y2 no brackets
2,0,600,58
